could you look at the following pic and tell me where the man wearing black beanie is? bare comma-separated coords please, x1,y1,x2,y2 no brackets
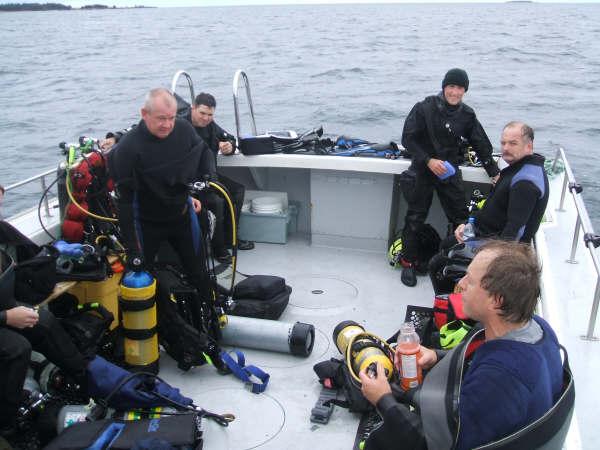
399,68,499,287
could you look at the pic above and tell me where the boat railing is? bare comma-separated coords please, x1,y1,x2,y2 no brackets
232,69,258,146
552,147,600,340
170,70,195,105
3,167,57,219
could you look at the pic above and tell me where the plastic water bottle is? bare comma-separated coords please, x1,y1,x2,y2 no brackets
463,217,476,241
397,322,423,391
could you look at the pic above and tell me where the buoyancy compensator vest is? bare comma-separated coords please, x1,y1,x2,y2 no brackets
155,266,224,372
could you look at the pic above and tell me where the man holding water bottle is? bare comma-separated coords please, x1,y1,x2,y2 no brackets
400,68,499,287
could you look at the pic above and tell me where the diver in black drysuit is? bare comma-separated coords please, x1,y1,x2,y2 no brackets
184,111,249,260
1,300,87,434
108,115,216,299
400,69,499,286
184,92,254,261
471,153,548,242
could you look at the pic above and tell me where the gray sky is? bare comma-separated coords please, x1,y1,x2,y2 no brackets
5,1,598,7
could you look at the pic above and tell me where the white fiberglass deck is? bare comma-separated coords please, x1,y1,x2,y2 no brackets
160,174,599,450
159,236,434,450
7,158,598,449
537,174,599,450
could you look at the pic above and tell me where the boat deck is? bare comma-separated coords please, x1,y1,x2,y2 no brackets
159,235,433,450
536,175,599,450
158,172,599,450
6,159,598,449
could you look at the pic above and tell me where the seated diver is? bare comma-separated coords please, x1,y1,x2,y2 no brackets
184,92,254,264
0,303,88,437
360,240,564,450
453,121,548,245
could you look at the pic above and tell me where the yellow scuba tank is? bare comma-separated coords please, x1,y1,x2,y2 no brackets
69,261,124,330
119,267,159,373
333,320,394,382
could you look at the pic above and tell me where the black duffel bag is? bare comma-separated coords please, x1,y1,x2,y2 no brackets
228,275,291,320
43,413,203,450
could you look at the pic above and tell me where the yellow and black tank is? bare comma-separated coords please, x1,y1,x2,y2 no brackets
119,269,159,373
333,320,394,382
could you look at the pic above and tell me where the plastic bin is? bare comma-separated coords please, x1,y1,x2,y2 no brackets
238,190,291,244
239,209,290,244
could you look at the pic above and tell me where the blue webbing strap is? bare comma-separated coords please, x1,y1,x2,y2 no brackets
86,423,125,450
220,350,270,394
188,196,201,255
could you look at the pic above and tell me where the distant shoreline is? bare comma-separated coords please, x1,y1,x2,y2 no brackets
0,3,152,12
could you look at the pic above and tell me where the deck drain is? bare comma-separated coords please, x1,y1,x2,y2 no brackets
288,275,359,309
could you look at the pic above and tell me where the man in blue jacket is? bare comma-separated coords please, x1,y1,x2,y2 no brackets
360,240,563,450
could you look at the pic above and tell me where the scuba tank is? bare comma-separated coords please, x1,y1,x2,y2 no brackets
31,352,82,396
113,407,178,421
119,264,159,373
220,315,315,356
56,404,95,434
333,320,395,381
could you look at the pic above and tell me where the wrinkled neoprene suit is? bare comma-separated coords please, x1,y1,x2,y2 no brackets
108,118,216,296
401,94,499,262
185,111,245,251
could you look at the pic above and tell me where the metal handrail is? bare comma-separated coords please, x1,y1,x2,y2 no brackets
170,70,195,105
4,167,56,218
232,69,258,146
553,146,600,340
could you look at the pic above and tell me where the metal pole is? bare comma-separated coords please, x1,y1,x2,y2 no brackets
232,70,257,147
550,147,562,173
40,175,51,217
170,70,195,105
584,277,600,340
566,216,581,264
557,171,568,212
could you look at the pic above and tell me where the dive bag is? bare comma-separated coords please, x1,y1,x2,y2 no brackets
86,356,193,411
43,413,202,450
228,275,291,320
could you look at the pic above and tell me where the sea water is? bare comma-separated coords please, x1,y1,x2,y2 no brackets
1,2,599,225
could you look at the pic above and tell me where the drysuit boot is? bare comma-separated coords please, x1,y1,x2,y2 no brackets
214,247,232,264
237,240,255,251
401,264,417,287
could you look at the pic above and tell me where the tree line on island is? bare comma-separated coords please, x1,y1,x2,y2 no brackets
0,3,150,11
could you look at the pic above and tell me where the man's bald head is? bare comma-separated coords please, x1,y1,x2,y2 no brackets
141,88,177,139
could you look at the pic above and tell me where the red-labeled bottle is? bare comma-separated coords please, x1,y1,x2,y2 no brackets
397,322,423,391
